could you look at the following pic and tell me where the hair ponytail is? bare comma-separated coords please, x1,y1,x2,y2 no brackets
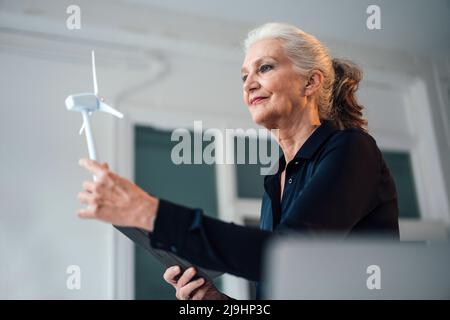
331,58,368,132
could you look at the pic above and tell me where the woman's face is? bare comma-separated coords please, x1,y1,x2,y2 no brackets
241,38,306,129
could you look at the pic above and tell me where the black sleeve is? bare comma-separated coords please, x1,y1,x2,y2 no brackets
151,199,272,282
150,131,381,282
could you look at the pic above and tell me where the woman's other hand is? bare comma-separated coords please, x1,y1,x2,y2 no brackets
163,266,227,300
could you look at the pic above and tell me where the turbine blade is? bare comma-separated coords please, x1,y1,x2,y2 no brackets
92,50,98,95
99,102,123,118
78,112,92,135
79,122,85,135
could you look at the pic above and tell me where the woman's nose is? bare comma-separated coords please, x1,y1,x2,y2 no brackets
243,74,260,93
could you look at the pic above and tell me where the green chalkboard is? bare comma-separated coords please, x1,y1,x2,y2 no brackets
382,151,420,218
134,126,220,300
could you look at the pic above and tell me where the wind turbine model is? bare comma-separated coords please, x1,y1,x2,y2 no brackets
65,51,123,163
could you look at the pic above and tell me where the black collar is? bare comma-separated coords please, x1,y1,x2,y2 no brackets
275,120,339,174
294,120,339,160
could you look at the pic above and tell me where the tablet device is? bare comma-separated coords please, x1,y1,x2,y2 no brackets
114,226,223,282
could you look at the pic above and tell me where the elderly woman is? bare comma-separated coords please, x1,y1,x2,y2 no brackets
77,23,399,300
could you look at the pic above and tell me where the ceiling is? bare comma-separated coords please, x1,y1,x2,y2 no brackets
1,0,449,58
124,0,450,56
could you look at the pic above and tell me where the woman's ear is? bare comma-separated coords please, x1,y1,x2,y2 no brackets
304,71,323,97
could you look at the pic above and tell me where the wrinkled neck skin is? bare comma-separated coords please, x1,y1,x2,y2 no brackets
275,101,321,167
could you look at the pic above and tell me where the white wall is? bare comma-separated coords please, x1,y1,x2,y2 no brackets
0,50,115,299
0,0,449,299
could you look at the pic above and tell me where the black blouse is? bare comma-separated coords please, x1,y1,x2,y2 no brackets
149,120,399,290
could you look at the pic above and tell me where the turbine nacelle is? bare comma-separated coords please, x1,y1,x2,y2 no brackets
65,93,100,113
65,93,123,118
